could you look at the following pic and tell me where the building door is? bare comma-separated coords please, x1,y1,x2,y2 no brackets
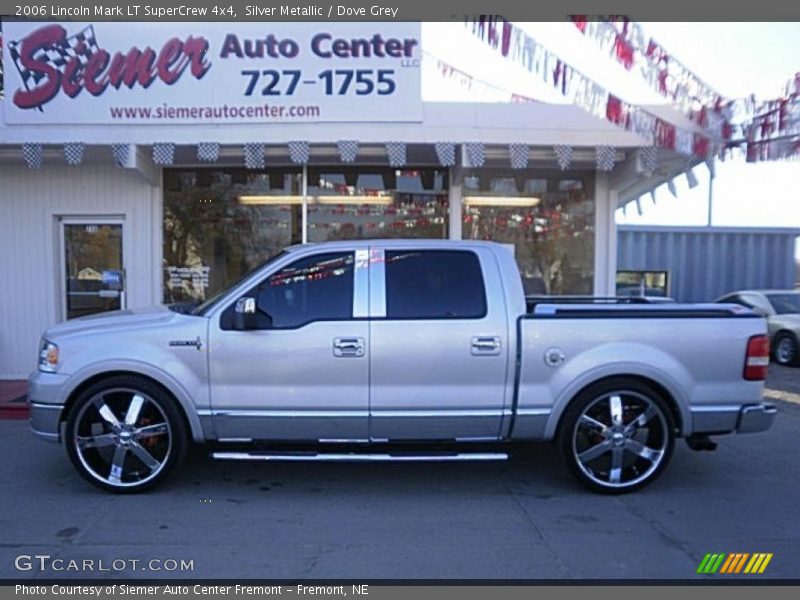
60,218,126,320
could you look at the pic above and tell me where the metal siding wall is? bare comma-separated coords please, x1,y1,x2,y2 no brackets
617,228,799,303
0,164,159,378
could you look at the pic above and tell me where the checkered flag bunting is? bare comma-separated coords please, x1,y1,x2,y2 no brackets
434,143,456,167
554,145,572,170
152,143,175,166
509,143,529,169
465,143,485,168
8,25,99,112
596,145,616,171
288,141,310,164
197,143,220,163
22,144,42,169
111,144,130,167
64,143,85,166
244,143,265,169
638,146,658,176
385,142,406,167
337,140,359,163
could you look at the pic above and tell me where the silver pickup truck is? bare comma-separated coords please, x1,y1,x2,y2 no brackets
29,240,776,494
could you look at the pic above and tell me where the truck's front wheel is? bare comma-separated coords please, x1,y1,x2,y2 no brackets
65,375,188,493
558,379,675,494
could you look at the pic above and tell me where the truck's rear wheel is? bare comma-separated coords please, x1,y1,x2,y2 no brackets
65,375,188,493
558,379,675,494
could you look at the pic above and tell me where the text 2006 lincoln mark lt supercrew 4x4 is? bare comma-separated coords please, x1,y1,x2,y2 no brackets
28,240,777,494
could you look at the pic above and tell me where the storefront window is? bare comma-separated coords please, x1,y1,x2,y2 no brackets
306,167,448,242
163,168,302,303
463,169,595,295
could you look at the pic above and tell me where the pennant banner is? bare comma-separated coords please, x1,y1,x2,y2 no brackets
385,142,407,167
337,140,359,163
197,142,220,163
64,142,85,166
152,143,175,166
243,143,265,170
21,143,42,169
434,142,456,167
465,142,486,168
111,143,129,167
288,141,310,164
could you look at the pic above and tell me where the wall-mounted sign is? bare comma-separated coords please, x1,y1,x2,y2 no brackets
2,22,422,124
166,266,210,290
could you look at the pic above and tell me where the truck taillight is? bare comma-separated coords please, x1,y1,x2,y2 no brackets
744,335,770,381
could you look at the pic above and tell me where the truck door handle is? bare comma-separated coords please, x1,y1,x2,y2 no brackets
472,336,502,355
333,337,365,357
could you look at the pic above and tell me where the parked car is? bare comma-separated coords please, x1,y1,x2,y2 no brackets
29,240,775,494
715,290,800,366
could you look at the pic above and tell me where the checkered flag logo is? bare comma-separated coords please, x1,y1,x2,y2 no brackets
22,143,42,169
197,143,220,163
554,145,572,170
8,25,99,112
244,143,265,169
337,140,359,163
288,141,310,164
152,143,175,166
465,143,485,168
385,142,406,167
434,142,456,167
111,144,130,167
596,145,616,171
509,143,529,169
64,142,85,166
638,146,658,176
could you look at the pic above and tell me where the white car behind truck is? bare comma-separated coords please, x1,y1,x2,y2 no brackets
28,240,777,493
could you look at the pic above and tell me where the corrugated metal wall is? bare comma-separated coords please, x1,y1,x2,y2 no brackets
617,226,799,303
0,164,161,378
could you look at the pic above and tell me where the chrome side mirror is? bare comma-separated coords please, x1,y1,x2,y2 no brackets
233,297,257,330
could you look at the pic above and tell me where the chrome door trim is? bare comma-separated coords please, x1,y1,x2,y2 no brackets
368,247,386,318
212,452,509,462
516,407,552,416
198,409,370,418
354,248,370,318
370,408,511,418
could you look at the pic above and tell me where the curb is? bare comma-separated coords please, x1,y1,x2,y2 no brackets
0,396,29,420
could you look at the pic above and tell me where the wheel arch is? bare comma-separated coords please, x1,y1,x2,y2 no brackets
60,369,206,443
551,373,685,442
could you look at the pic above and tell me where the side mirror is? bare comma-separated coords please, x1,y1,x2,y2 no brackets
233,297,257,330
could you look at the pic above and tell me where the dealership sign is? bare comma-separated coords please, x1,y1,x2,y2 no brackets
2,22,422,124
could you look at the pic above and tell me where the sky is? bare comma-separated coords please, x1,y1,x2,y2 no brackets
419,22,800,246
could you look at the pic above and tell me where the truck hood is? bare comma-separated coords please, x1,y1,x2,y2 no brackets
44,305,187,340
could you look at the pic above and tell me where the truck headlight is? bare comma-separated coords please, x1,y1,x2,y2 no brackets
38,340,59,373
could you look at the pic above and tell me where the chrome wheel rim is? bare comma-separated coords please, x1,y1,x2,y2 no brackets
776,337,795,364
73,388,172,488
572,391,669,489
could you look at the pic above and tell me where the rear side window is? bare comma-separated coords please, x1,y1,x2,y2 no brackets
384,250,487,319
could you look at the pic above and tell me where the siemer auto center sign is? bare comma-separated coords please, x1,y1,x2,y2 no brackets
1,21,421,124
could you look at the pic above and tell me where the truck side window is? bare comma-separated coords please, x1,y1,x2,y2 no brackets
384,250,487,319
221,252,355,329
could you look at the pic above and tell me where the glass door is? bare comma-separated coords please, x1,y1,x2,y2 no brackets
61,220,125,320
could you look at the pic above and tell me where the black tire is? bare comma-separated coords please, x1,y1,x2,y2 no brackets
773,332,799,367
65,375,188,493
557,378,676,494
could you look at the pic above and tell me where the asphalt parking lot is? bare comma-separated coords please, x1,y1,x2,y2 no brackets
1,367,798,581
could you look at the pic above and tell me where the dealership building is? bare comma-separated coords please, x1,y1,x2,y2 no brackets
0,21,705,379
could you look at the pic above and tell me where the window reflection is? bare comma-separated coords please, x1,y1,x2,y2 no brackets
463,170,594,295
307,167,449,242
163,169,302,303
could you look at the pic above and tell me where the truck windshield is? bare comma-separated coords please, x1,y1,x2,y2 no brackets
766,293,800,315
190,251,287,316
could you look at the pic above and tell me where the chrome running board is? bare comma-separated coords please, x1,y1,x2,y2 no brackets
211,451,508,462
